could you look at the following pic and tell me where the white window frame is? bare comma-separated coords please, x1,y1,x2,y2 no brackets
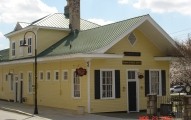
11,41,16,57
54,70,59,81
46,71,51,81
27,37,32,55
20,72,23,80
72,70,81,98
9,74,14,91
149,69,162,96
62,70,68,81
19,40,24,56
100,69,115,99
39,71,44,81
28,71,33,94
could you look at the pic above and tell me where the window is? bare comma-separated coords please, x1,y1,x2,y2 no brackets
28,38,32,54
128,71,135,80
12,42,16,56
73,71,80,98
145,70,166,96
54,71,59,80
20,72,23,79
46,71,51,80
63,70,68,80
28,72,33,93
19,40,24,56
150,70,161,95
10,74,14,91
100,70,115,99
95,70,120,99
39,71,43,80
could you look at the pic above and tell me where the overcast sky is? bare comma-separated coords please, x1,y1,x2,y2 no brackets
1,0,191,50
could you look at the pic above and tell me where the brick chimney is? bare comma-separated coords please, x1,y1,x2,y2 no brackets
64,0,80,31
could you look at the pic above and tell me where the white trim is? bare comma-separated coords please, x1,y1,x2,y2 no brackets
19,40,24,57
54,70,59,81
86,59,91,113
71,69,81,99
5,25,70,38
46,70,51,81
126,69,139,112
27,37,32,55
91,17,148,53
100,69,115,99
11,41,16,58
62,70,68,81
0,53,123,66
39,71,44,81
149,69,162,96
146,17,177,48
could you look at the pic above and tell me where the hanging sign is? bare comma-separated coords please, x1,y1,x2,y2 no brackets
76,67,87,76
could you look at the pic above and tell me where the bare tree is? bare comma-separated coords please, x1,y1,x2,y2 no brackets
170,38,191,93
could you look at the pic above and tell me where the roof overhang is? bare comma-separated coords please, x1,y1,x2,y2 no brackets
154,57,178,61
92,15,179,56
0,53,123,65
5,25,70,38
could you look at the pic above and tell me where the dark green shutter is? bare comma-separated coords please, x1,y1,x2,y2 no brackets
145,70,150,96
94,70,100,99
161,70,166,96
115,70,120,98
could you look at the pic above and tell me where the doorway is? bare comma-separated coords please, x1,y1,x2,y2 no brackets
127,70,139,112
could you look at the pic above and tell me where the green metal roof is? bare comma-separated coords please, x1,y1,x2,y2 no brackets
0,49,9,62
39,14,148,57
31,13,100,30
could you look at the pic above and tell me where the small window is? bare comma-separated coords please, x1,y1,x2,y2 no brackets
12,42,16,56
63,70,68,80
46,71,51,80
28,38,32,54
54,71,59,80
39,71,43,80
20,72,23,79
128,33,136,45
19,40,24,56
73,71,80,98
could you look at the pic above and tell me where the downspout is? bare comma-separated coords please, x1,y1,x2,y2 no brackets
86,59,91,113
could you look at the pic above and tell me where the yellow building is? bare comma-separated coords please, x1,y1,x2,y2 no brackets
0,0,179,114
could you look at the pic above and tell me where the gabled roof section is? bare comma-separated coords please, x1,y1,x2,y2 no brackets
0,49,9,62
31,13,100,30
39,14,148,57
14,22,30,31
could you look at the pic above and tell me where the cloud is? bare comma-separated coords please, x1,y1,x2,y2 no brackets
88,18,114,26
0,32,9,50
118,0,129,5
0,0,58,24
133,0,191,16
0,32,4,39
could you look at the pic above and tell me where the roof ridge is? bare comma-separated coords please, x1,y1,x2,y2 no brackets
31,14,53,25
80,18,101,26
81,14,149,32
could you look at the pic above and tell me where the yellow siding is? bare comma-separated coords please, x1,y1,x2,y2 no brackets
1,28,171,113
8,29,69,60
37,29,69,54
89,29,170,113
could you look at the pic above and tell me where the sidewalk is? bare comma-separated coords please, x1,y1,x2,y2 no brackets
0,100,144,120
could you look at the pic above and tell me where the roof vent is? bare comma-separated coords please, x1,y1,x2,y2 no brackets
128,33,136,45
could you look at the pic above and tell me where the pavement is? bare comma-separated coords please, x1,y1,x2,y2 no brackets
0,100,146,120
